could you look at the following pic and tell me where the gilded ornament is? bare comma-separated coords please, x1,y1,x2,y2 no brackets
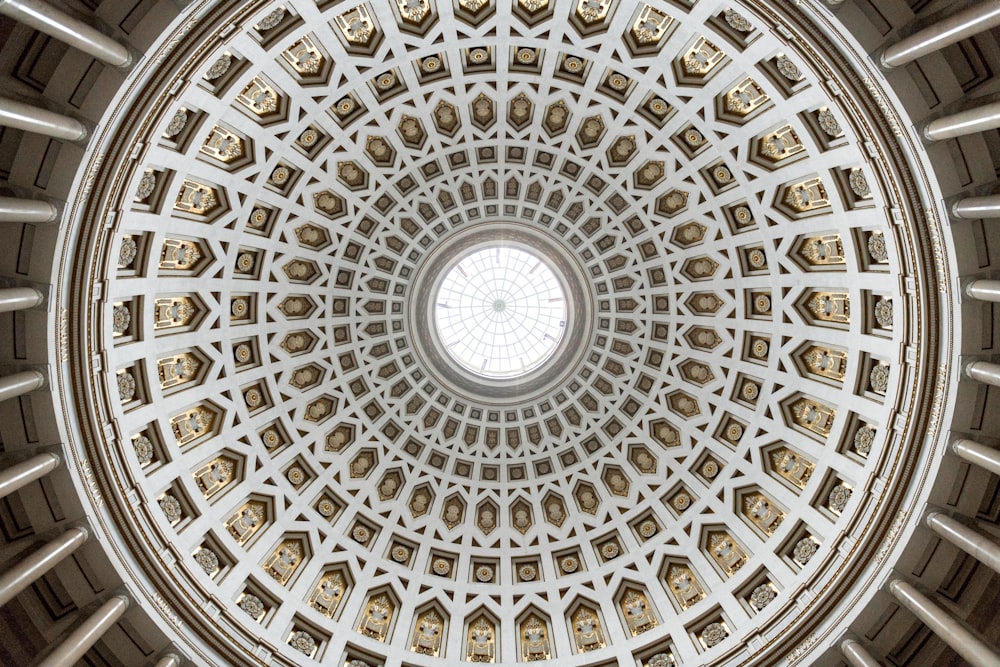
270,165,290,184
298,128,318,147
639,519,658,537
234,343,252,363
703,621,728,647
119,237,137,267
775,54,802,81
518,564,537,581
600,542,620,559
560,555,579,573
159,494,182,522
235,253,254,273
607,72,629,90
793,537,818,563
849,169,871,198
671,491,691,511
432,558,451,575
648,654,675,667
239,594,264,618
164,109,188,137
288,630,315,655
854,424,876,455
286,466,305,485
647,97,670,117
117,371,136,401
828,484,852,512
515,47,537,64
572,607,605,651
701,460,720,478
869,364,890,393
249,207,268,228
194,547,219,574
632,7,671,45
874,298,893,327
261,428,281,449
750,584,776,609
621,589,657,635
133,435,153,465
317,498,336,517
420,56,441,73
817,108,842,137
231,298,249,318
723,8,753,32
475,565,494,582
205,53,232,80
243,387,262,408
868,232,889,261
726,422,744,441
136,172,156,200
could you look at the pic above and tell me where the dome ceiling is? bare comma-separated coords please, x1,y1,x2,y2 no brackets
54,0,951,665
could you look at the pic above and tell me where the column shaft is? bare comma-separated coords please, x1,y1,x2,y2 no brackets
0,527,87,607
0,451,59,500
965,280,1000,302
0,97,87,141
882,2,1000,68
0,196,58,223
953,438,1000,477
965,360,1000,387
841,638,882,667
0,0,131,67
888,579,1000,667
952,195,1000,220
924,101,1000,141
926,512,1000,574
0,286,44,313
0,370,45,403
38,594,129,667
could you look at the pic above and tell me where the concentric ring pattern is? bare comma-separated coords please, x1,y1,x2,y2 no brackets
58,0,949,664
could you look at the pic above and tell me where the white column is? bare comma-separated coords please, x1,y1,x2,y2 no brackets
965,360,1000,387
965,280,1000,302
926,512,1000,575
953,438,1000,477
38,594,129,667
924,101,1000,142
0,0,131,68
0,286,44,312
0,369,45,403
0,527,87,607
0,97,87,141
952,195,1000,220
888,579,1000,667
841,638,882,667
154,654,182,667
0,196,58,223
881,2,1000,68
0,451,59,500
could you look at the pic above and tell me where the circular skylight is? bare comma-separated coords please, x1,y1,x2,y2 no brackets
435,247,567,378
